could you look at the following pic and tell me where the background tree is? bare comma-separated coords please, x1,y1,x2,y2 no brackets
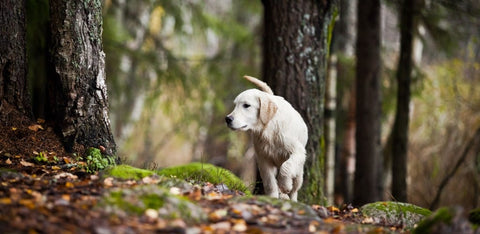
49,0,116,156
261,0,337,204
353,0,382,205
0,0,31,116
391,0,420,202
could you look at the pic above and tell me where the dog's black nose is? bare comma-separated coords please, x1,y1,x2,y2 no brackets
225,116,233,124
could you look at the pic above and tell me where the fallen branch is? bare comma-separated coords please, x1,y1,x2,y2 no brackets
429,127,480,210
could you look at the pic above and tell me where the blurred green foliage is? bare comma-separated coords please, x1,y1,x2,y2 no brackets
102,0,262,167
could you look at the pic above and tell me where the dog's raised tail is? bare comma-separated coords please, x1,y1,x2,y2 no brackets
243,75,274,95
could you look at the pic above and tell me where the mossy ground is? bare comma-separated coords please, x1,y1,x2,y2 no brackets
104,164,154,180
157,162,251,195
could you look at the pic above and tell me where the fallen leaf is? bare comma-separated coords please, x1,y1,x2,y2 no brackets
103,177,114,187
231,219,247,232
37,118,45,124
208,209,228,222
63,157,72,164
328,206,340,213
351,208,359,213
145,209,159,219
51,166,61,170
20,159,34,167
209,221,231,230
11,127,17,131
19,199,35,209
28,124,44,131
0,198,12,204
362,217,374,224
5,158,12,164
65,181,74,188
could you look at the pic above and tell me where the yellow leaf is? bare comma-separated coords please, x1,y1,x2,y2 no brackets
51,166,61,170
28,124,43,132
0,198,12,204
11,127,17,131
65,182,74,188
5,158,12,165
19,199,35,209
351,208,359,213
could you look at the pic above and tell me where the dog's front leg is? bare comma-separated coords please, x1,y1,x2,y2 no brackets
257,159,279,198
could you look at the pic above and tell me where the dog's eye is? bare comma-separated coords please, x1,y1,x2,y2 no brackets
243,104,251,108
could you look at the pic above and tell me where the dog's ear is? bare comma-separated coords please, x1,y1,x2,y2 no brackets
258,96,278,125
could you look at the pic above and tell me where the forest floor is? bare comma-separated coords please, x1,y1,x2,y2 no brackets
0,105,404,233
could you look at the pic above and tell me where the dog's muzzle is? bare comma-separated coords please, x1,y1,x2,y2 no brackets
225,116,233,125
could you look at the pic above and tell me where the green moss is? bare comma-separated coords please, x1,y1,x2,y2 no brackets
157,162,251,195
469,208,480,226
99,185,205,223
413,207,454,233
361,201,432,229
104,165,154,180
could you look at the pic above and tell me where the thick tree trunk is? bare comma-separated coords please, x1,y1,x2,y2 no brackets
49,0,116,156
262,0,336,204
0,0,31,117
391,0,417,202
353,0,382,206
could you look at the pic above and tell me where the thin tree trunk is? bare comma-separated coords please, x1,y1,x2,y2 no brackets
353,0,382,206
262,0,336,204
325,55,337,205
0,0,31,117
49,0,116,156
391,0,417,202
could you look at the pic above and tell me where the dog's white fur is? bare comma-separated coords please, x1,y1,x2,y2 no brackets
226,75,308,201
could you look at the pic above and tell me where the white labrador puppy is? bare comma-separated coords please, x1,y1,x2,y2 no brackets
225,75,308,201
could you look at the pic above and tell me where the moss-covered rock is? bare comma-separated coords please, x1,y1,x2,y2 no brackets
157,162,251,195
361,201,431,229
99,184,206,224
413,207,475,234
104,164,155,180
469,208,480,226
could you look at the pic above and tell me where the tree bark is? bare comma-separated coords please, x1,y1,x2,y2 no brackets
262,0,336,204
0,0,31,117
392,0,420,202
353,0,382,206
49,0,116,156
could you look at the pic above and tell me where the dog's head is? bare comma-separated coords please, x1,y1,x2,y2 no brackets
225,89,277,132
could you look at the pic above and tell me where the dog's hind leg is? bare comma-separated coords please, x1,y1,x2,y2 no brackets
289,175,303,202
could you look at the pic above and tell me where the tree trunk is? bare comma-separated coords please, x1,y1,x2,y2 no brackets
49,0,116,156
325,55,337,205
353,0,382,206
391,0,417,202
262,0,336,204
0,0,31,117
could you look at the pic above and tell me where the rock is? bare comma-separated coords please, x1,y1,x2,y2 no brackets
414,207,476,234
99,184,206,224
360,201,431,229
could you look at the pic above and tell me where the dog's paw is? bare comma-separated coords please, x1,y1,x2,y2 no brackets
279,193,290,200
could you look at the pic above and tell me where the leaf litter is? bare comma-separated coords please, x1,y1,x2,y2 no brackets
0,110,406,233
